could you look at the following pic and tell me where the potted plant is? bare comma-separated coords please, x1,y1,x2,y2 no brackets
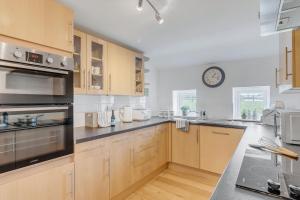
181,106,190,116
241,110,247,120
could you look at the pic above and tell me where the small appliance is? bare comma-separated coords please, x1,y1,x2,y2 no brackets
280,110,300,145
85,112,98,128
119,106,133,123
133,109,152,121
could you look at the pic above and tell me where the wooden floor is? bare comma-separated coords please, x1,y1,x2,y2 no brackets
126,167,220,200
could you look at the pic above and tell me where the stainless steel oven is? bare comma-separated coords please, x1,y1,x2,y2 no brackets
0,42,74,173
0,42,73,105
0,105,73,173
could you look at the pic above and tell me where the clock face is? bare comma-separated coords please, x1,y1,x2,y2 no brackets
202,66,225,88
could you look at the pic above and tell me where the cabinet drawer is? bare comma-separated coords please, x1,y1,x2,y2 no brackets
133,146,156,167
133,127,157,152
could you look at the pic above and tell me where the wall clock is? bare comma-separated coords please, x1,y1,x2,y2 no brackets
202,66,225,88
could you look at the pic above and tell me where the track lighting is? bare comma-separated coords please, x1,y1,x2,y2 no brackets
137,0,164,24
136,0,143,12
155,13,164,24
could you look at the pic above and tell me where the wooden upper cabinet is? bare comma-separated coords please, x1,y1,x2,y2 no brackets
107,43,134,95
278,29,300,90
200,126,243,174
172,124,200,169
134,53,145,96
86,35,108,95
75,141,109,200
0,0,74,52
73,30,87,94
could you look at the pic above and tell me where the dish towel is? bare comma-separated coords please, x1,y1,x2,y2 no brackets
175,118,189,132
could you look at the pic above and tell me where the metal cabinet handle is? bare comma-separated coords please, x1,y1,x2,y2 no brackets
109,74,112,92
196,129,199,144
285,47,293,80
88,69,91,88
212,131,229,136
66,171,74,199
68,23,73,44
275,68,279,88
82,69,86,89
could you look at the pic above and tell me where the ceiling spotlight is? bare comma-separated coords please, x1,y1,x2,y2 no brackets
155,13,164,24
137,0,164,24
136,0,143,12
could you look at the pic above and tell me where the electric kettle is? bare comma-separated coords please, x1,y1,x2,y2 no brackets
119,106,133,123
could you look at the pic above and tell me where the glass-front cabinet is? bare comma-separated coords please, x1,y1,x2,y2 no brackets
134,54,144,96
73,30,87,94
86,35,107,94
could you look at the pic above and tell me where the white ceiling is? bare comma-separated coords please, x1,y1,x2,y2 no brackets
59,0,279,69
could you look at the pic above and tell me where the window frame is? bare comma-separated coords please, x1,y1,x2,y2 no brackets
172,89,197,116
232,86,270,121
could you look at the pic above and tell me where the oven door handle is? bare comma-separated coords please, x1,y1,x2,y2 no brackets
0,106,69,112
0,60,69,75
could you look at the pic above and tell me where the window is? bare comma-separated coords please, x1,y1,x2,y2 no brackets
172,90,197,116
233,86,270,121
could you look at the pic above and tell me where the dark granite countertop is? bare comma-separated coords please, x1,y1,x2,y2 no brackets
75,117,247,144
211,124,300,200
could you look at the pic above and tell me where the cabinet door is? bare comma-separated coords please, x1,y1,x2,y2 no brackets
73,30,87,94
156,124,169,167
86,35,107,94
133,53,145,96
0,0,45,45
279,30,293,85
44,0,73,52
75,143,109,200
0,181,17,200
132,127,157,182
108,43,134,95
110,135,133,198
200,126,243,174
0,0,73,52
172,125,200,168
16,163,74,200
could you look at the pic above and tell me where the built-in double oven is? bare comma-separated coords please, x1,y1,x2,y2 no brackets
0,42,74,173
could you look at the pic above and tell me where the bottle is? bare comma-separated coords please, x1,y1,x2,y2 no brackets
2,112,8,126
111,110,116,127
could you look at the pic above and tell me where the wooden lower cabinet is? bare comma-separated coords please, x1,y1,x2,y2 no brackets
172,124,200,168
75,140,109,200
0,158,74,200
109,133,134,198
156,124,169,167
200,126,243,174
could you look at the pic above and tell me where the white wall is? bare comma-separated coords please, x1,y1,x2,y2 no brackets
157,56,300,119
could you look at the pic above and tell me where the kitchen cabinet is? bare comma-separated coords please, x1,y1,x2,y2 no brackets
73,30,87,94
0,0,74,53
200,126,243,174
277,29,300,92
172,125,200,169
132,127,157,182
109,134,133,198
86,35,108,95
107,43,135,95
156,124,169,167
16,162,74,200
75,140,109,200
134,53,145,96
0,181,16,200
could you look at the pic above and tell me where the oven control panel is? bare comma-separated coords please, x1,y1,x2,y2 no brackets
0,42,74,71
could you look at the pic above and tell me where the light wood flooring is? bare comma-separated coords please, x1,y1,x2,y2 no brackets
126,167,220,200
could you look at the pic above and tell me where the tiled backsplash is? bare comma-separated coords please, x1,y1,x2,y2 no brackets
74,95,146,127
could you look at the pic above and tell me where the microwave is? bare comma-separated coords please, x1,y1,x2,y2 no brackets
280,110,300,145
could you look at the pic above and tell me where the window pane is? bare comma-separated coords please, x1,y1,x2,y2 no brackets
172,90,197,116
233,86,270,121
